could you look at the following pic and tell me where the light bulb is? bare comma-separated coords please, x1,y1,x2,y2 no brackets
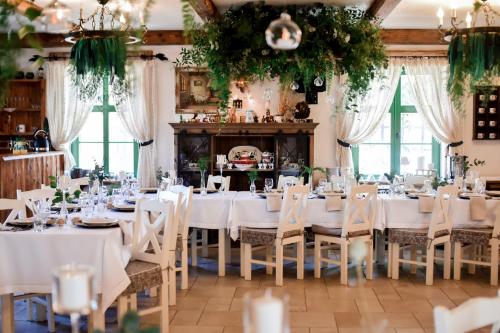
314,76,324,87
437,7,444,26
119,14,127,24
290,81,299,91
41,0,71,33
265,13,302,50
466,11,472,28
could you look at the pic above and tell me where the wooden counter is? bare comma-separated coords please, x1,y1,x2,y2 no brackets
0,151,64,198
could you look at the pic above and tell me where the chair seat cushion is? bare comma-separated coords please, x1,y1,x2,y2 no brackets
451,228,494,246
240,228,303,246
389,228,449,246
311,225,371,239
122,260,162,296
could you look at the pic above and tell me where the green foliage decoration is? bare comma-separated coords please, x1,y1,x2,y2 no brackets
48,176,81,204
247,170,259,183
197,156,210,171
176,2,387,112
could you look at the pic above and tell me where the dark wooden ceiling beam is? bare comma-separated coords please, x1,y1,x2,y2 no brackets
367,0,402,20
381,29,445,45
187,0,218,20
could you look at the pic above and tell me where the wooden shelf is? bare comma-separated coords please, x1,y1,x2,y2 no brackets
2,109,41,112
8,79,43,83
0,132,33,136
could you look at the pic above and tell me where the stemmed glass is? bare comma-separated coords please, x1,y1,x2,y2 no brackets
57,176,70,220
33,199,50,232
264,178,274,193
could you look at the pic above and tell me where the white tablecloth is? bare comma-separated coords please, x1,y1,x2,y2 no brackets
229,192,385,240
0,226,131,312
380,195,499,230
191,191,237,229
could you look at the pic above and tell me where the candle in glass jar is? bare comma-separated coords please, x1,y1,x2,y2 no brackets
252,291,284,333
58,270,90,312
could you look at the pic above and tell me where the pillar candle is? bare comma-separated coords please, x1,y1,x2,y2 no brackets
252,292,284,333
58,271,90,312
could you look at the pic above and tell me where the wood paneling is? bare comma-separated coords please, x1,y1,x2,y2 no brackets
0,152,64,199
381,29,445,45
367,0,402,20
188,0,218,20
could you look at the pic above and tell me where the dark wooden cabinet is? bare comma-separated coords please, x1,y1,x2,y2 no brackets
169,123,318,191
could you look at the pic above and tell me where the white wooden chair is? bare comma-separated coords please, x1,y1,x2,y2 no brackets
452,204,500,285
389,185,458,285
240,185,308,286
434,290,500,333
312,184,378,285
207,175,231,192
276,175,304,191
16,188,56,217
116,198,177,333
158,185,193,305
0,198,25,226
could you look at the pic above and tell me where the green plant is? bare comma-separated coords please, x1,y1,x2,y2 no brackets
431,177,448,191
247,170,259,183
463,156,486,174
177,2,387,113
94,311,159,333
300,166,326,177
48,176,81,204
88,162,107,185
197,156,210,171
155,167,168,183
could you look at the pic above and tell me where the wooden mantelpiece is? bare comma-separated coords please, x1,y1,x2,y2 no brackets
169,122,318,191
169,122,319,135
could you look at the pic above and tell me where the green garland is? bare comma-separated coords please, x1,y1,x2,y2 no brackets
448,32,500,113
177,2,387,112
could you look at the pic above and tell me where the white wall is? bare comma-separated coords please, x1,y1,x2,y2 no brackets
17,45,337,173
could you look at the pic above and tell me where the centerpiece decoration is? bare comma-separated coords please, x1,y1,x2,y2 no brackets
177,2,387,114
437,0,500,112
197,156,209,195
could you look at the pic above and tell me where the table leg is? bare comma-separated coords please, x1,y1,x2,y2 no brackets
375,230,386,265
88,295,104,333
225,233,232,264
1,294,14,333
191,230,198,267
218,228,226,276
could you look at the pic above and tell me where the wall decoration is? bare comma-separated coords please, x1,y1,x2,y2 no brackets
473,86,500,140
177,2,387,114
176,67,221,114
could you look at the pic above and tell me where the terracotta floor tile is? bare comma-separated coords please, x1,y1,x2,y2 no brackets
310,328,339,333
222,326,243,333
440,287,470,300
334,313,363,328
290,312,336,328
413,312,434,329
355,297,384,313
395,329,426,333
189,286,237,298
170,310,203,326
361,313,422,329
206,298,233,311
306,298,358,313
396,287,448,300
327,287,377,300
170,325,224,333
380,300,433,313
198,311,243,327
174,297,209,311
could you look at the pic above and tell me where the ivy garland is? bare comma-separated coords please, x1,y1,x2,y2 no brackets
176,2,387,112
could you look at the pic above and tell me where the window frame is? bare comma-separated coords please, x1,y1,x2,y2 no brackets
71,76,139,176
353,73,441,176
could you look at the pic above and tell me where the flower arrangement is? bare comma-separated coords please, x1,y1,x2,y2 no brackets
48,176,81,204
177,2,387,113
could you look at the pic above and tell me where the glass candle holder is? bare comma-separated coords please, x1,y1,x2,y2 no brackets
243,289,290,333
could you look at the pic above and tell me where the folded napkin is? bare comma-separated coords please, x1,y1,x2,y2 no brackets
419,196,434,213
470,196,487,221
325,195,343,212
266,194,282,212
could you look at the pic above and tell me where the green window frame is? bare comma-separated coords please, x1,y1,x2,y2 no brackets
353,73,441,176
71,76,139,175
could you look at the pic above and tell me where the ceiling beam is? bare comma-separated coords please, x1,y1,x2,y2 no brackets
367,0,402,20
381,29,445,45
187,0,218,21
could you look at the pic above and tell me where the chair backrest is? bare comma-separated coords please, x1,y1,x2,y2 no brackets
277,175,304,191
207,175,231,192
17,188,56,217
277,185,309,238
0,199,26,224
427,185,459,238
433,291,500,333
341,185,378,237
158,185,193,240
404,175,428,187
131,199,177,269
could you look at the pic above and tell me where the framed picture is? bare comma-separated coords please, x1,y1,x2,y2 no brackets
175,67,220,114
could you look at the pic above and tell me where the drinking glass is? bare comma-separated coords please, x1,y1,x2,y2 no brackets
318,178,327,193
80,199,94,221
474,178,486,194
264,178,274,193
112,188,123,206
175,177,184,186
33,199,50,232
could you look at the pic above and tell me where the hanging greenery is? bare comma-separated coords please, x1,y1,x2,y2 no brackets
176,2,387,111
448,32,500,113
69,35,129,102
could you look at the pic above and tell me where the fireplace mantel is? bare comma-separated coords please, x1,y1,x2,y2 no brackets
169,122,318,135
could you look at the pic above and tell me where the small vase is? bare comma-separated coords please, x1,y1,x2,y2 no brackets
200,170,207,196
250,180,256,196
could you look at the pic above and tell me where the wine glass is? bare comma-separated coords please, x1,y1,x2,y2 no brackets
264,178,274,193
175,177,183,186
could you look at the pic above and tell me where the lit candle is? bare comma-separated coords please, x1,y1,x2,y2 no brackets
437,7,444,26
252,290,284,333
53,266,92,313
466,11,472,28
450,3,457,19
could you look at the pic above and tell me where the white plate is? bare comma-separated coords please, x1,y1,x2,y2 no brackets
234,163,254,171
228,146,262,163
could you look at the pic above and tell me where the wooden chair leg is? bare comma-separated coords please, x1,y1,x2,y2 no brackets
169,267,176,306
117,296,128,326
129,294,137,310
297,239,304,280
340,242,348,285
181,240,188,289
240,242,245,277
159,280,169,333
491,241,499,286
426,245,435,286
314,237,321,278
225,233,232,264
191,230,198,267
244,243,252,281
150,287,158,297
1,294,14,333
410,245,417,274
454,241,462,281
366,240,373,280
276,242,284,286
266,246,273,275
392,243,400,280
27,299,33,321
468,245,477,274
201,229,209,257
444,241,451,280
387,242,392,278
46,295,55,333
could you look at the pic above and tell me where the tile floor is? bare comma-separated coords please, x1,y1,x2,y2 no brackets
3,247,498,333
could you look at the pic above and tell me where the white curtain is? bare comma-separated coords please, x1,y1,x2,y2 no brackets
114,60,158,187
404,57,464,155
46,61,95,170
335,58,404,168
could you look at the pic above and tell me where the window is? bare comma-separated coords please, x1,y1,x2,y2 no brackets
353,73,440,177
71,77,138,175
